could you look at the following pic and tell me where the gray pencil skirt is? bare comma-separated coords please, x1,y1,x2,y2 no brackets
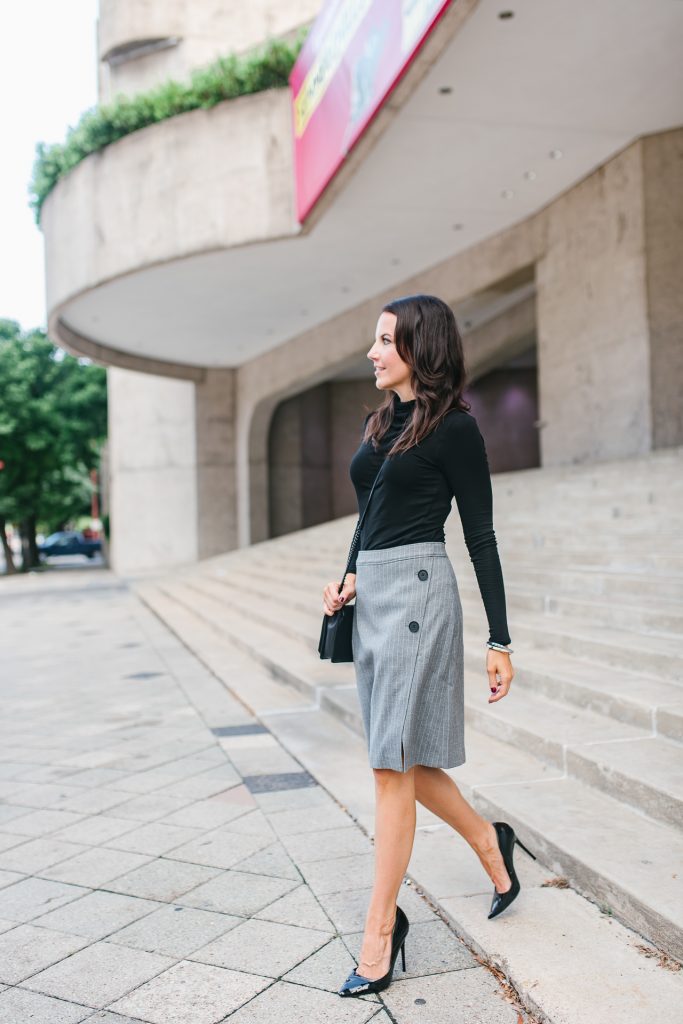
351,540,465,772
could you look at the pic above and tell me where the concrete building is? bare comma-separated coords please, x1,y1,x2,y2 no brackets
42,0,683,574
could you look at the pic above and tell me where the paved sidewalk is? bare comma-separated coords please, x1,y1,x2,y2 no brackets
0,570,527,1024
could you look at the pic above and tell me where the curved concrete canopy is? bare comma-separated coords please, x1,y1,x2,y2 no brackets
50,0,683,370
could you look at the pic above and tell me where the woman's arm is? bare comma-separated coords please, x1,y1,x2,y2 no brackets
437,413,512,646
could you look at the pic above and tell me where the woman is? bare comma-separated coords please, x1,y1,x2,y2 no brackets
322,294,535,998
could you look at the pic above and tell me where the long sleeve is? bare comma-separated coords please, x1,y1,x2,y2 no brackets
347,413,372,574
438,413,511,645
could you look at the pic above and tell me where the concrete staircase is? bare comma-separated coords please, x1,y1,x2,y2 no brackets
134,444,683,1017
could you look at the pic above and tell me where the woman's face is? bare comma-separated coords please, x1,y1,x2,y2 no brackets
367,311,412,394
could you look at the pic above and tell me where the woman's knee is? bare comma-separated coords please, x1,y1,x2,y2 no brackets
373,766,414,791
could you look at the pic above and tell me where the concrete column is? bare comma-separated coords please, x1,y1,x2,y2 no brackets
536,128,683,466
108,368,198,574
195,369,238,560
107,365,239,574
642,129,683,450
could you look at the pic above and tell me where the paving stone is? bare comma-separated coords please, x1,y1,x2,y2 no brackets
41,847,155,887
0,832,32,853
0,805,34,828
299,853,375,896
190,917,330,977
0,923,91,984
159,793,255,830
241,770,318,793
231,840,302,881
108,959,271,1024
5,781,87,809
178,869,299,916
380,965,521,1022
104,821,206,856
254,883,335,932
0,877,89,923
280,825,373,864
266,802,356,837
106,903,241,957
105,792,194,824
13,765,83,785
0,987,92,1024
153,764,241,801
100,771,186,795
54,789,133,816
341,918,479,979
0,807,86,835
221,808,277,839
316,885,438,934
0,869,24,890
253,784,341,814
164,827,272,870
103,856,223,902
0,836,90,874
0,919,17,934
224,745,303,777
225,979,380,1022
59,768,133,789
33,889,164,939
50,816,141,847
283,935,358,992
81,1012,146,1023
22,940,175,1009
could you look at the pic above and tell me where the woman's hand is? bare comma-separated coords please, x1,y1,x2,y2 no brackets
487,648,514,703
323,573,356,615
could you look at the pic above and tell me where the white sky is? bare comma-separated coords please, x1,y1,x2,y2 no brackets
0,0,98,331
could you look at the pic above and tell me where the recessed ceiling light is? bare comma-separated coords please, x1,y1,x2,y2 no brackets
391,257,401,265
523,170,537,180
498,10,514,19
501,188,514,199
300,308,309,315
341,285,350,293
438,86,452,94
452,223,464,231
549,148,563,159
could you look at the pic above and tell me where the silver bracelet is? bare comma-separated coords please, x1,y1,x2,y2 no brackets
486,641,514,654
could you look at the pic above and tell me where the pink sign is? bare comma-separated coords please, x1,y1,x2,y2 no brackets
290,0,453,223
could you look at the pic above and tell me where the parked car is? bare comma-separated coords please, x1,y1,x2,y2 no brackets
39,530,102,559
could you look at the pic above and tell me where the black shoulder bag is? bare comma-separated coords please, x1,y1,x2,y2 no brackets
318,458,388,662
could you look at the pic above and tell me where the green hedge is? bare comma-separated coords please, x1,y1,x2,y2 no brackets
30,29,308,224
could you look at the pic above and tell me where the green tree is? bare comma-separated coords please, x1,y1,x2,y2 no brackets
0,320,107,573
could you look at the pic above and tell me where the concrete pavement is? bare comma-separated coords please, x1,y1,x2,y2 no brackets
0,569,530,1024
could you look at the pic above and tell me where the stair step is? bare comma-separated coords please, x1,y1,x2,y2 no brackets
471,776,683,962
133,577,683,966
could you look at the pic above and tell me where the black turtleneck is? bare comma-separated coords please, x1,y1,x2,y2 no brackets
348,392,511,646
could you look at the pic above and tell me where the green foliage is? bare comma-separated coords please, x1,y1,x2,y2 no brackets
29,29,308,223
0,321,107,538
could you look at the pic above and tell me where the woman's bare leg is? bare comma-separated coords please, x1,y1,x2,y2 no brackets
356,766,416,980
414,765,512,892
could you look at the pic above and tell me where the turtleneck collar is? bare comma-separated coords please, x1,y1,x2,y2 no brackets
392,391,416,417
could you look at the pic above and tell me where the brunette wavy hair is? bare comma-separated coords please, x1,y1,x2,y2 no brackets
363,294,471,457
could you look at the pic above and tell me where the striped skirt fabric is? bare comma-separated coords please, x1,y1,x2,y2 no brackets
351,541,465,772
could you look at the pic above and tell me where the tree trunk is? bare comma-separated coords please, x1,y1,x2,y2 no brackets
0,517,16,574
19,515,40,572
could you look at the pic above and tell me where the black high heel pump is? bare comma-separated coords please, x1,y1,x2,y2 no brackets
488,821,537,920
338,905,409,997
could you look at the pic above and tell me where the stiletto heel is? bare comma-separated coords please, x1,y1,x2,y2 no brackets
515,836,536,860
338,905,410,997
487,821,537,920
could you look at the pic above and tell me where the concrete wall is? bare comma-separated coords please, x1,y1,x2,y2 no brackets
98,0,321,101
536,128,683,466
